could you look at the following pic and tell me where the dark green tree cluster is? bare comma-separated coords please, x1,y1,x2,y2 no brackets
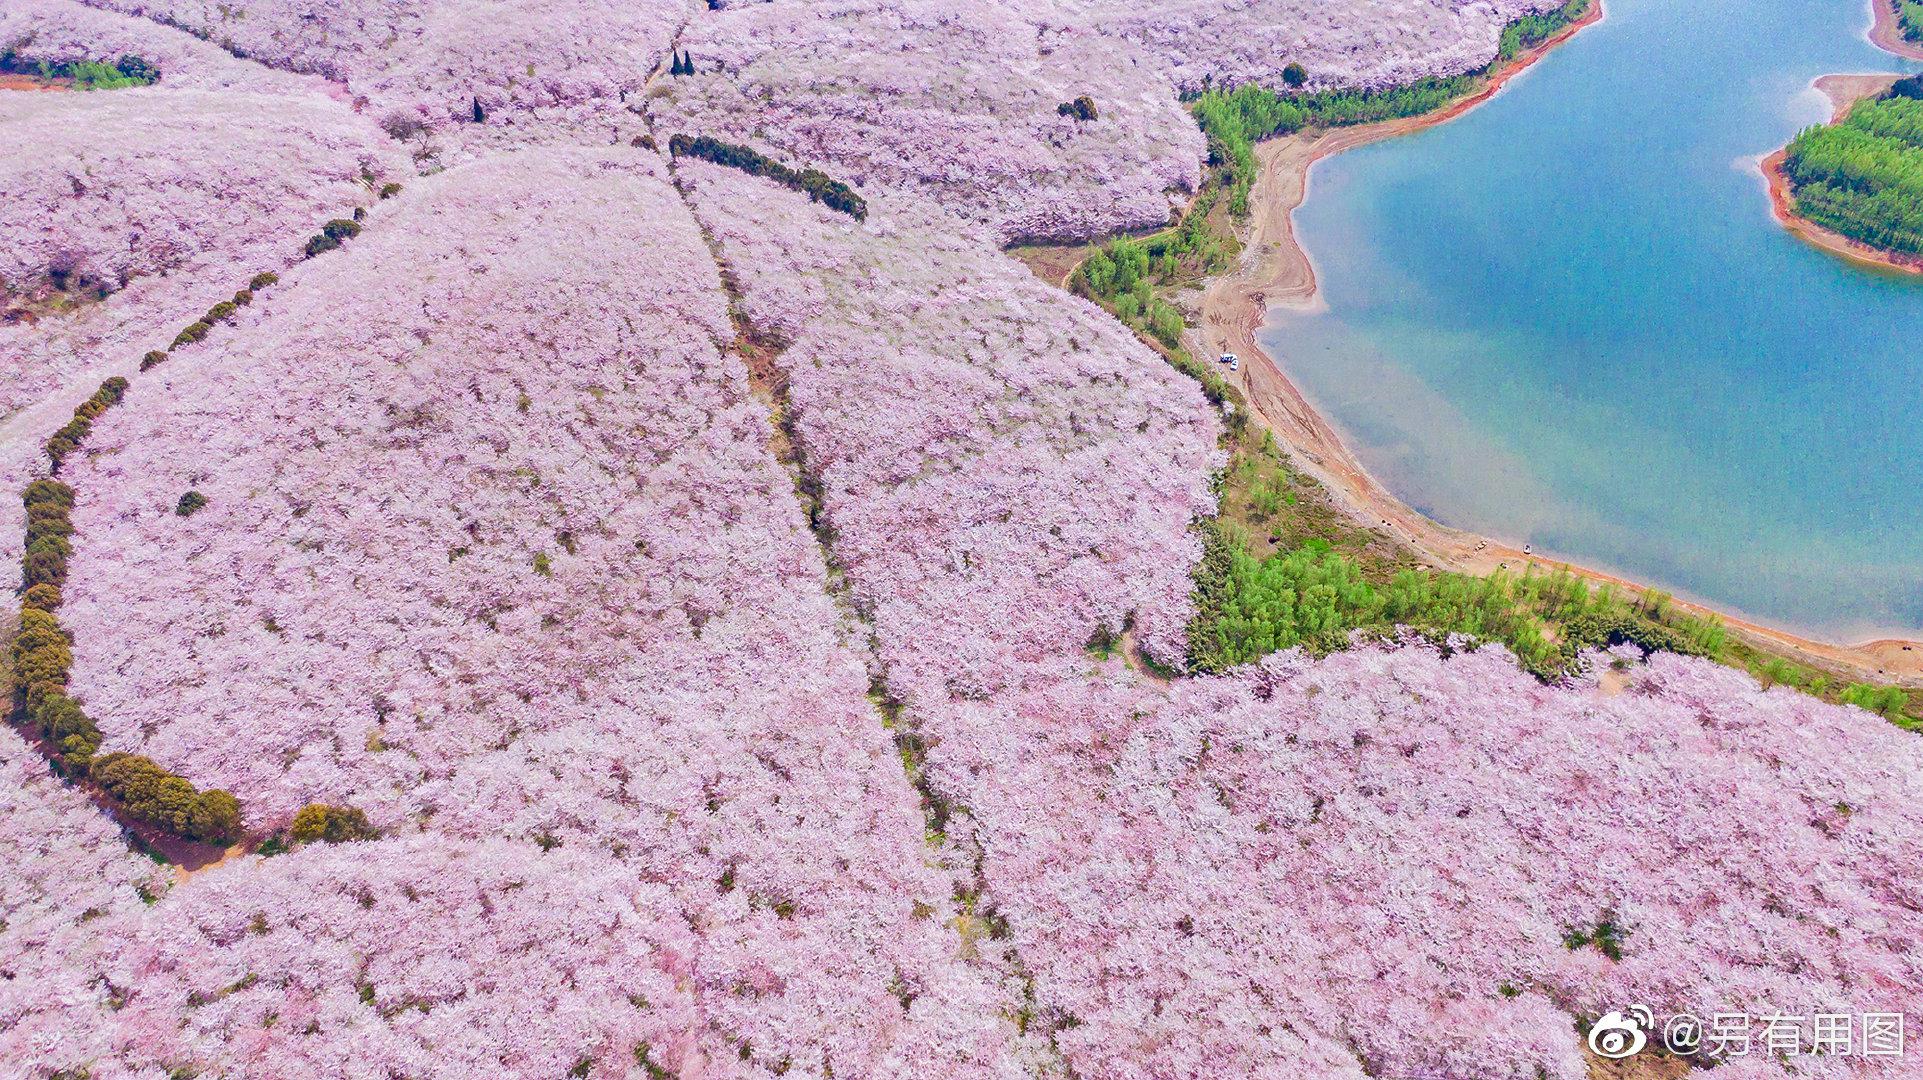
44,377,127,472
304,217,363,258
1057,96,1098,122
0,50,160,89
668,134,868,220
22,481,75,593
16,481,96,771
1900,0,1923,44
110,54,158,83
1783,91,1923,255
93,753,241,843
669,50,696,76
1184,521,1724,679
1562,917,1626,961
288,803,377,845
168,280,262,351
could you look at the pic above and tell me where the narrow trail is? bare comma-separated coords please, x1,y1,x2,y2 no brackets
1189,1,1923,686
660,148,1055,1060
1118,625,1171,689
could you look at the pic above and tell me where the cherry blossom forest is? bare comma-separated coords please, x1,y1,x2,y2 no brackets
1,0,1919,1077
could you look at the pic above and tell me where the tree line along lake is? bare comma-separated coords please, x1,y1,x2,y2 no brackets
1263,0,1923,642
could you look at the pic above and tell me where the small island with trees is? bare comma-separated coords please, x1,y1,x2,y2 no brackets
1766,74,1923,273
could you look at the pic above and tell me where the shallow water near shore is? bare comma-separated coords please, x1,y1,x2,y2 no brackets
1264,0,1923,642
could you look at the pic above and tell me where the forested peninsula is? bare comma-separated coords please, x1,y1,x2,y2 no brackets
1776,75,1923,268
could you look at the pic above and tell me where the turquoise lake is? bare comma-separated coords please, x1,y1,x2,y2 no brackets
1264,0,1923,641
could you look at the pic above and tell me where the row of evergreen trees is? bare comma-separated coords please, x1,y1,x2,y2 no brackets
44,378,127,473
668,134,868,220
1783,82,1923,255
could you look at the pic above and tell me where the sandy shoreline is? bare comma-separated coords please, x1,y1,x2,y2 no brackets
1868,0,1923,60
1195,1,1923,684
1761,74,1923,278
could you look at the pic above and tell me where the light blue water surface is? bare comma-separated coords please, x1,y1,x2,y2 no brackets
1264,0,1923,641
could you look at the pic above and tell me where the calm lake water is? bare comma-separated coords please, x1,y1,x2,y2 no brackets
1264,0,1923,642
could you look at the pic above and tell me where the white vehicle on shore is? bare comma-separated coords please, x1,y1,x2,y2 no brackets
1220,352,1239,371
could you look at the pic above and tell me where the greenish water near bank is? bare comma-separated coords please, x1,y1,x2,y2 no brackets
1264,0,1923,641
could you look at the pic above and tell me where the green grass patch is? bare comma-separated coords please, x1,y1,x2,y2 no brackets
1185,519,1726,678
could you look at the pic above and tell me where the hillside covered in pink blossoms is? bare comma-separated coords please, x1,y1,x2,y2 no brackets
76,0,684,164
0,89,399,312
2,0,1919,1078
